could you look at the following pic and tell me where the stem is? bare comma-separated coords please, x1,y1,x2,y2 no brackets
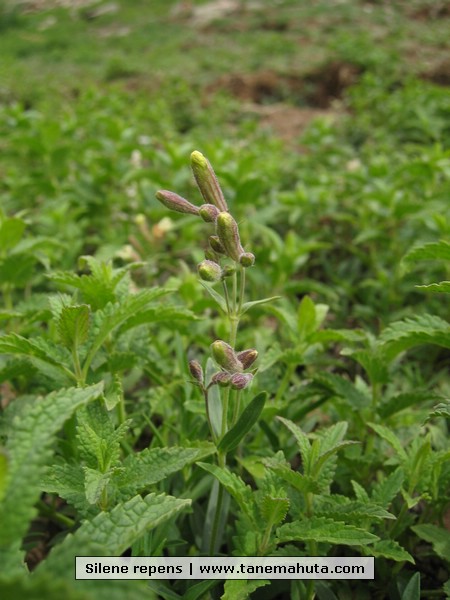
209,451,227,555
221,387,230,438
37,500,75,528
305,492,317,600
275,364,295,403
237,265,246,314
72,344,84,386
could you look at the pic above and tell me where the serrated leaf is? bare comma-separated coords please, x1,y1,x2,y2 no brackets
412,524,450,562
0,333,75,382
378,314,450,359
379,390,443,419
277,517,378,546
37,493,190,574
426,400,450,421
297,295,316,340
312,372,370,409
241,296,280,315
368,422,407,461
351,480,370,503
315,499,395,524
221,579,270,600
198,463,254,518
259,495,290,527
402,240,450,265
42,463,87,513
0,383,103,547
218,392,267,453
371,467,405,508
117,305,196,334
116,445,214,500
371,540,414,563
57,304,90,349
264,461,320,494
277,417,311,469
84,467,111,505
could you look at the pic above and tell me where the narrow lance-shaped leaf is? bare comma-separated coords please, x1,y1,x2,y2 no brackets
218,392,267,453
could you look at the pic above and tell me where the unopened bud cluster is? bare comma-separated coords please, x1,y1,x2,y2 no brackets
155,151,255,279
209,340,257,390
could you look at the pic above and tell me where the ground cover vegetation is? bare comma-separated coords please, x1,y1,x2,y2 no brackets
0,0,449,599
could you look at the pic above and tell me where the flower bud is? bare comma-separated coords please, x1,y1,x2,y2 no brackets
230,373,253,390
189,360,203,384
216,212,244,262
239,252,255,268
211,371,231,387
209,235,226,254
198,260,222,282
236,348,258,370
155,190,200,216
204,248,217,262
211,340,243,373
199,204,220,223
221,265,236,279
190,151,228,212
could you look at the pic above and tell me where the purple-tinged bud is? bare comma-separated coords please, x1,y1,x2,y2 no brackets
211,340,243,373
239,252,255,268
216,212,245,262
198,260,222,282
199,204,220,223
190,151,228,212
209,235,226,254
221,265,236,279
236,349,258,370
211,371,231,387
189,360,203,384
230,373,254,390
155,190,200,216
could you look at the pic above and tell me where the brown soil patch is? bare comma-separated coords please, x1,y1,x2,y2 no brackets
410,2,450,20
422,59,450,86
206,61,361,109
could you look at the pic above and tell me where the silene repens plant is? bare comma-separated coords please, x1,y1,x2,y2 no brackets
156,151,274,557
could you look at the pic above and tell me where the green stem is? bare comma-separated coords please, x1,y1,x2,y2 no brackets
221,387,230,438
209,451,227,555
72,344,84,386
37,500,75,529
237,265,246,314
274,364,295,403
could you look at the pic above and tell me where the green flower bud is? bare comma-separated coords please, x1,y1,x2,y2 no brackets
239,252,255,267
236,348,258,370
230,373,253,390
216,212,244,262
204,248,218,262
221,264,236,279
190,151,228,212
209,235,226,254
211,371,231,387
198,260,222,282
155,190,199,215
199,204,220,223
189,360,203,384
211,340,243,373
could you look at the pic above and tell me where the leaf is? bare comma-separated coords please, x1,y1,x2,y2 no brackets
315,498,395,524
426,400,450,421
259,495,289,527
371,467,405,508
276,517,379,546
198,463,253,518
378,314,450,359
264,461,320,494
199,281,227,312
241,296,280,315
0,383,104,547
401,572,420,600
402,240,450,265
379,390,443,419
351,480,370,503
83,467,111,505
221,579,270,600
297,295,316,340
412,524,450,562
218,392,267,453
312,372,369,409
368,423,408,461
0,449,8,503
42,463,87,513
277,417,311,469
36,493,190,575
0,217,26,252
0,333,75,382
57,304,90,349
0,254,36,285
416,281,450,293
116,445,215,500
117,305,196,334
371,540,414,563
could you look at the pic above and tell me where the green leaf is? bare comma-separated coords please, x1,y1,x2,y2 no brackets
416,281,450,293
264,461,320,494
84,467,111,505
0,254,36,285
277,417,311,469
0,217,26,253
401,572,420,600
412,524,450,562
379,391,443,419
221,579,270,600
0,449,8,503
240,296,280,315
42,463,87,513
402,240,450,265
315,498,395,524
36,493,190,574
368,423,408,461
218,392,267,453
378,314,450,359
199,281,227,312
371,467,405,508
116,446,215,500
371,540,414,564
0,383,103,547
0,333,75,382
312,372,369,409
297,295,316,340
259,495,289,527
57,304,90,349
276,517,379,546
198,463,253,518
426,400,450,421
